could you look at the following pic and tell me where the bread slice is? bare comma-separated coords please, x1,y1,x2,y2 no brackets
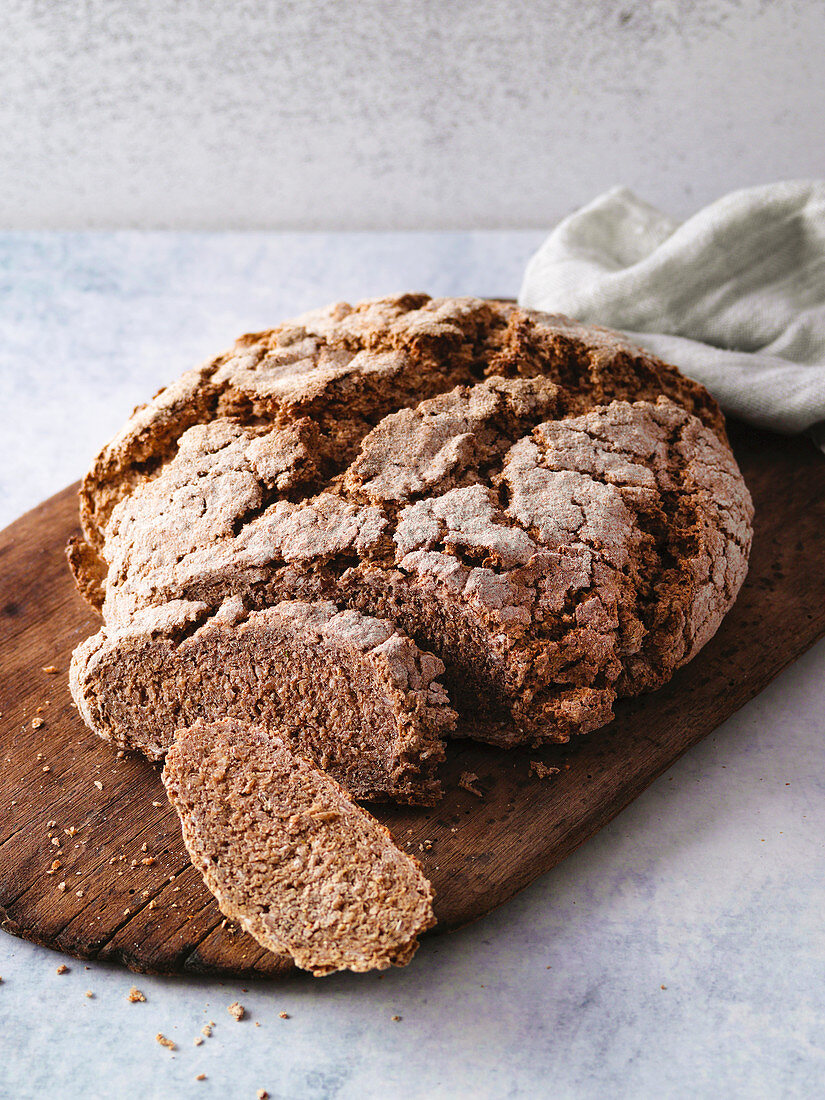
70,597,454,804
162,718,436,976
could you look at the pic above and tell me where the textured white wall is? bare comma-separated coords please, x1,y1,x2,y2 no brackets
2,0,823,229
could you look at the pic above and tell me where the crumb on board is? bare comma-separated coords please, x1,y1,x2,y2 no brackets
32,717,44,730
128,987,146,1003
42,666,58,674
156,1034,176,1051
458,772,484,797
227,1001,245,1021
93,780,103,791
530,761,561,780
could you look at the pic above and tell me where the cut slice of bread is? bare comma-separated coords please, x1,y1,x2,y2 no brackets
162,717,436,976
70,597,454,804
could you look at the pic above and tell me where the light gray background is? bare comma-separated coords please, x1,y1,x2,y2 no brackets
2,0,823,230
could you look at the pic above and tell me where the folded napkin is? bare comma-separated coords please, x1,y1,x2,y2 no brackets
519,181,825,448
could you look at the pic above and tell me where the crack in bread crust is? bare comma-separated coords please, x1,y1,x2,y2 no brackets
69,295,752,765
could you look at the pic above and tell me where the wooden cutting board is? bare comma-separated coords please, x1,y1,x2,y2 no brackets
1,422,824,978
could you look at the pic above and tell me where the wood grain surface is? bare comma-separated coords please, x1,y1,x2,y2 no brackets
1,422,823,978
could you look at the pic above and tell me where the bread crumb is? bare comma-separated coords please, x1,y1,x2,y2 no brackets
75,889,84,898
56,881,66,892
660,984,667,990
278,1011,289,1019
85,990,94,998
152,800,163,807
42,765,50,772
32,717,44,730
257,1091,269,1100
46,859,62,875
93,780,103,791
141,856,156,865
194,1036,203,1046
227,1001,245,1021
196,1075,206,1082
42,666,58,674
458,772,484,797
128,987,146,1003
156,1034,176,1051
391,1015,402,1022
530,761,561,780
201,1024,212,1037
56,964,69,975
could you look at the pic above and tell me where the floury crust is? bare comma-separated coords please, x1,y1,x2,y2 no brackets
69,294,753,762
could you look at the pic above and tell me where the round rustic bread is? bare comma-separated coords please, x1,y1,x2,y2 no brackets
69,294,753,754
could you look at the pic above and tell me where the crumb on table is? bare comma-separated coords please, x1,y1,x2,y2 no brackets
458,772,484,797
529,761,561,780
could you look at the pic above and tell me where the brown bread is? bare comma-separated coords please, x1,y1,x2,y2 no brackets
70,598,454,804
162,718,436,976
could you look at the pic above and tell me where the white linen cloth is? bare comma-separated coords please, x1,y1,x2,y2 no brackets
519,181,825,447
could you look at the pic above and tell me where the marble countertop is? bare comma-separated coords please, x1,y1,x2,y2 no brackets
1,232,823,1099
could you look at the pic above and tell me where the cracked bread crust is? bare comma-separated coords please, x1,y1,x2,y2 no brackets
69,294,751,750
70,598,454,804
70,295,726,606
163,718,435,975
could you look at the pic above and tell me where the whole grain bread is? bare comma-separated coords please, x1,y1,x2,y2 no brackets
70,598,454,804
69,295,753,749
162,717,436,975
